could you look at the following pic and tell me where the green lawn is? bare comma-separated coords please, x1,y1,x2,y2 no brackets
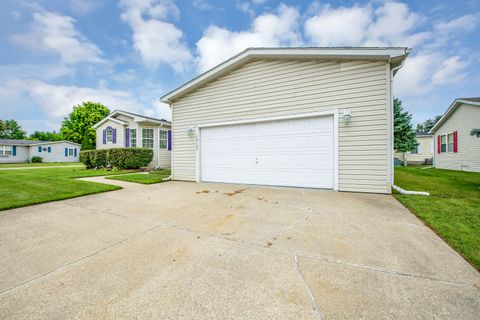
0,167,127,211
107,169,171,184
394,166,480,270
0,162,83,168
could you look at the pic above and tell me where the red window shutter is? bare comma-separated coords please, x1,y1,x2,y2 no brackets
437,135,441,154
453,131,458,153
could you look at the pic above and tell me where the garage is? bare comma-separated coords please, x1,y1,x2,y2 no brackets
199,115,336,189
162,47,411,194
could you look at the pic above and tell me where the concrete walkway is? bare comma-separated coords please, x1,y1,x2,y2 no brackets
0,181,478,319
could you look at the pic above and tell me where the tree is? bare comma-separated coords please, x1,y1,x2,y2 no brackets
394,98,418,166
60,102,110,150
416,115,442,132
29,130,63,141
0,119,26,139
471,129,480,138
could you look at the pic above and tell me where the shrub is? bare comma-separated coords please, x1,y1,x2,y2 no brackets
79,150,94,168
31,156,43,163
79,148,153,170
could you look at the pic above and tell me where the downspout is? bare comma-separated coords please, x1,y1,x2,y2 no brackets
390,60,406,186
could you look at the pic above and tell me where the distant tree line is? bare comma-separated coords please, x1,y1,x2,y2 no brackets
0,101,110,150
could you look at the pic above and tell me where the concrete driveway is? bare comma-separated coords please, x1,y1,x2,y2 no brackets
0,179,478,319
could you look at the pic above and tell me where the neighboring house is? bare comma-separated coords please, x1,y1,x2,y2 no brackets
161,47,411,194
92,110,171,168
0,139,80,163
394,132,434,165
429,98,480,172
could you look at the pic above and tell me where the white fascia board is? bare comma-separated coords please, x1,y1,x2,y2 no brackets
161,47,411,103
92,116,127,129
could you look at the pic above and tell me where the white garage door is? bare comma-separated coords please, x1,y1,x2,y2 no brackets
200,116,334,189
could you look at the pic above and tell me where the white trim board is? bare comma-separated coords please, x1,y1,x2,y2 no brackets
195,110,339,191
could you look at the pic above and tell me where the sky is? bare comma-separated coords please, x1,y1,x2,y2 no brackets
0,0,479,134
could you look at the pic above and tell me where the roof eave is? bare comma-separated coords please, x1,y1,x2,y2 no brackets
161,47,411,104
429,98,480,133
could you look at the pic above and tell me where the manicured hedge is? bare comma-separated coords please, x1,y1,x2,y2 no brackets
80,148,153,170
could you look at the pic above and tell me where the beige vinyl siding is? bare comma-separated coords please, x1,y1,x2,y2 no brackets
434,104,480,172
395,136,433,164
96,120,125,149
172,59,392,194
159,150,171,168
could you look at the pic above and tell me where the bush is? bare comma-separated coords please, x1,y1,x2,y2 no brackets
31,156,43,163
79,150,94,168
79,148,153,170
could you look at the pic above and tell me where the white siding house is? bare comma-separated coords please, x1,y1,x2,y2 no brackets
430,98,480,172
395,133,434,165
0,140,80,163
93,110,172,168
161,47,410,194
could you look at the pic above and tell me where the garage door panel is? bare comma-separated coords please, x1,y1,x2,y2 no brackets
200,116,334,189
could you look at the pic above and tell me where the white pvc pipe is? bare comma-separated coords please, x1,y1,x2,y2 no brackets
393,185,429,196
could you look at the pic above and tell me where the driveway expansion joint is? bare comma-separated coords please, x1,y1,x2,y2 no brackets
297,253,476,288
0,222,168,297
294,254,323,320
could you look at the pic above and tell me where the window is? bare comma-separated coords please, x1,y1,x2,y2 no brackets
447,133,454,152
130,129,137,147
68,148,74,156
0,145,12,156
142,128,154,148
440,135,446,153
159,129,168,150
106,127,113,142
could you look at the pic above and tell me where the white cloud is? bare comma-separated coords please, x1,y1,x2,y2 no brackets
434,14,478,33
193,0,214,11
70,0,102,15
305,5,372,46
431,56,468,85
119,0,192,71
393,54,434,97
10,11,104,65
27,81,143,118
196,4,301,71
305,1,428,47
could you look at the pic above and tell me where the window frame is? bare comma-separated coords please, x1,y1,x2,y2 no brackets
106,127,113,142
130,128,137,148
68,148,74,156
159,129,168,150
440,132,455,153
440,135,447,153
447,133,454,153
142,128,154,149
0,145,12,156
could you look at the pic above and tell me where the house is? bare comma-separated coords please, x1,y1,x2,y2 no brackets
0,139,80,163
429,98,480,172
394,132,434,165
92,110,171,168
161,47,411,194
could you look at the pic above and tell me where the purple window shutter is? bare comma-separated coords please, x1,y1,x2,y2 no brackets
112,129,117,143
167,130,172,151
102,129,106,144
74,148,77,157
125,128,130,147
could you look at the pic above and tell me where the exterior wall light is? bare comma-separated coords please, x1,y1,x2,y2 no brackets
343,110,351,122
186,127,194,137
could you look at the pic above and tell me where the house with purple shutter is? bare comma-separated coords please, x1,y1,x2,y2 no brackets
429,97,480,172
92,110,171,168
0,139,80,163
